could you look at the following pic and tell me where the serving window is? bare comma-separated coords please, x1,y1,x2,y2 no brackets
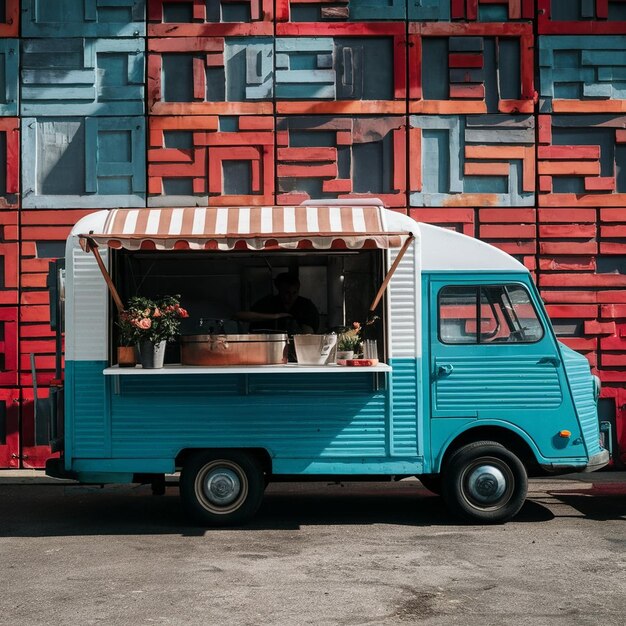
110,248,388,365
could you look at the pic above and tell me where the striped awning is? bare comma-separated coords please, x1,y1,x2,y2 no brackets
79,206,410,251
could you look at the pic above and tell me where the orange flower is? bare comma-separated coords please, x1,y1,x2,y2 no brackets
153,307,162,317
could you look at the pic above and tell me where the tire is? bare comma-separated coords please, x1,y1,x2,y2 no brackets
441,441,528,524
180,451,264,527
418,475,442,495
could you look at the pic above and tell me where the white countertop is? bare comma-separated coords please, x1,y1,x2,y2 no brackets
103,363,391,375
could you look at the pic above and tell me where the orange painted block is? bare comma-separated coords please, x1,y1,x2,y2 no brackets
465,145,526,159
539,176,552,193
538,161,600,176
601,225,626,237
464,162,509,176
585,177,615,191
616,129,626,143
449,84,484,99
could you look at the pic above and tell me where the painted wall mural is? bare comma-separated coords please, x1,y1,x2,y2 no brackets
1,0,625,467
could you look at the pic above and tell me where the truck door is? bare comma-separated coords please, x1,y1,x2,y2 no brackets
429,279,568,425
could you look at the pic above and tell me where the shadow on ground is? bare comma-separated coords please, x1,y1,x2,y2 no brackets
0,481,561,537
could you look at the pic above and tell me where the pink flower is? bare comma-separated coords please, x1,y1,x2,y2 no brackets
132,318,152,330
177,307,189,318
153,307,162,317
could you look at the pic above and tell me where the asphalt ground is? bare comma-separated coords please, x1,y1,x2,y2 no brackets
0,471,625,626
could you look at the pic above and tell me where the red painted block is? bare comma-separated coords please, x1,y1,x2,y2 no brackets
148,115,274,206
539,257,596,271
538,208,597,223
538,0,626,34
408,23,533,115
479,224,535,238
409,208,475,237
545,305,599,319
0,118,19,209
541,290,597,304
585,320,616,335
0,1,19,37
0,307,17,386
539,224,597,238
479,208,535,223
0,389,19,468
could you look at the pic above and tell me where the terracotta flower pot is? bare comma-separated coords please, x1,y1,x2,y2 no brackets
117,346,137,368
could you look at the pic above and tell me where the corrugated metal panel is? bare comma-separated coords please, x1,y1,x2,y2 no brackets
389,358,418,456
387,239,419,360
561,349,602,455
66,244,108,362
72,361,109,457
110,373,387,459
434,356,563,410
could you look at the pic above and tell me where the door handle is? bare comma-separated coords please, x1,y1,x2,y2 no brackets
437,364,454,376
539,356,561,367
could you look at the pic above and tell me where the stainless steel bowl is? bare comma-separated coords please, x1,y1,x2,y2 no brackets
180,333,288,366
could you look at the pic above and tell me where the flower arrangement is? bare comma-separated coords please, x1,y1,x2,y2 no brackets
118,295,189,346
337,321,362,353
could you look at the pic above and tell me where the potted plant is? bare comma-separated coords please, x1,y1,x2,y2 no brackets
337,322,362,360
119,295,189,369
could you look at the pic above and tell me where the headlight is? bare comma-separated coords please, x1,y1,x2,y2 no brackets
592,375,601,403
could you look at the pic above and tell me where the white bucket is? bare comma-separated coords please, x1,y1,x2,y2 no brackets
293,334,337,365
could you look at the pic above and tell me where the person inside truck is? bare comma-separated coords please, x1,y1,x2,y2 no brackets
235,272,320,334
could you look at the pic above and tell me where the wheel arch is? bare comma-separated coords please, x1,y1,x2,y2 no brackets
175,447,273,476
434,423,542,476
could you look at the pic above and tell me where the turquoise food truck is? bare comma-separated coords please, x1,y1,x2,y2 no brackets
45,202,609,525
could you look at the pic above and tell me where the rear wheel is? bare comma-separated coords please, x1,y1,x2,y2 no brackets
180,451,264,526
442,441,527,524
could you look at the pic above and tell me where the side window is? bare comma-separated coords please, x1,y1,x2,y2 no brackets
438,284,544,345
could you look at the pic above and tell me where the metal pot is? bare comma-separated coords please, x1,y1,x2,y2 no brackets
180,333,288,366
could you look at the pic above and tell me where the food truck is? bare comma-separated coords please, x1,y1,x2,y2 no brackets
44,201,609,525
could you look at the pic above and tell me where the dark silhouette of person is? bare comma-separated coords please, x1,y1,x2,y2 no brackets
236,273,319,334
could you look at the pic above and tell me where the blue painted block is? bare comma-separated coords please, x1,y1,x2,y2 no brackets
539,35,626,109
276,37,395,101
21,38,144,116
22,0,146,38
0,39,18,116
409,115,535,207
408,0,450,20
22,116,145,208
349,0,406,20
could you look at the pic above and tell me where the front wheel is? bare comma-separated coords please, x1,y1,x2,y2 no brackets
442,441,528,524
180,451,264,526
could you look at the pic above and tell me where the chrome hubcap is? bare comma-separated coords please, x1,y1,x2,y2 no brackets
203,469,241,506
466,465,507,504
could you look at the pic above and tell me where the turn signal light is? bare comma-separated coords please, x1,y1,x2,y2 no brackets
559,430,572,438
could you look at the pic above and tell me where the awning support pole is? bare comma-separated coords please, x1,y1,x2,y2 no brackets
368,235,415,317
85,238,125,314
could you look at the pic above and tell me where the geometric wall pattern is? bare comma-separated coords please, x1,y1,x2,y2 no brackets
2,0,626,467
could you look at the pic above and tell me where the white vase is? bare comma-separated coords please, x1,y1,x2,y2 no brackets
137,340,167,369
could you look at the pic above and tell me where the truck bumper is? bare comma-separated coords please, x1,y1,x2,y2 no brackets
581,448,610,473
539,448,610,474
